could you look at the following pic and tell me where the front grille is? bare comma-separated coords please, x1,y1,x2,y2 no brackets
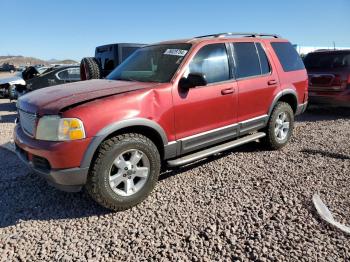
18,110,37,136
32,155,51,171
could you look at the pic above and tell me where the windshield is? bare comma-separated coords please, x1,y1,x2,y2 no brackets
304,52,350,70
107,43,191,83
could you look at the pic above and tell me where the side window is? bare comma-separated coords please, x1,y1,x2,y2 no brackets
188,44,230,84
233,42,261,78
67,68,80,80
271,42,305,72
57,68,80,81
256,43,271,74
57,69,69,80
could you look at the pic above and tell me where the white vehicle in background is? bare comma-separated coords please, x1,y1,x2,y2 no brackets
0,66,51,100
0,72,26,99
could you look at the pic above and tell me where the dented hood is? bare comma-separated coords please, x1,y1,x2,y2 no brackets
17,79,159,115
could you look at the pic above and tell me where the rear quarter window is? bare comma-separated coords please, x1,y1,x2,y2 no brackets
271,42,305,72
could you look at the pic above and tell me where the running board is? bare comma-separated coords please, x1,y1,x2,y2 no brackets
167,132,266,167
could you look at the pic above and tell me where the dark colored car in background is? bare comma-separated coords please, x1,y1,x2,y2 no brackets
0,63,16,72
26,65,80,91
1,65,80,99
95,43,145,77
80,43,144,80
304,50,350,107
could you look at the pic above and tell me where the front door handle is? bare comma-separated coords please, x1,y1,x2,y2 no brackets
221,87,235,95
268,79,278,86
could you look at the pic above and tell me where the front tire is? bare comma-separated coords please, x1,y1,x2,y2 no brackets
86,133,161,211
263,102,294,150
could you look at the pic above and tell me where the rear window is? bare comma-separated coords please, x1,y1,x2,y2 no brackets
271,42,305,72
304,52,350,70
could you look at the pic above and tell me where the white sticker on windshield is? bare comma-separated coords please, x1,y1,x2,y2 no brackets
164,49,188,56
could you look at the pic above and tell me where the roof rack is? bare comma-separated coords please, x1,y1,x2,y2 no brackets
195,32,281,39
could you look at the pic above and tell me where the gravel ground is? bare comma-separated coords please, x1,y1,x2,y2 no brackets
0,98,349,261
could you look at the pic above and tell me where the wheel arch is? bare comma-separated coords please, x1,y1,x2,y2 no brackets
80,118,169,169
268,89,298,116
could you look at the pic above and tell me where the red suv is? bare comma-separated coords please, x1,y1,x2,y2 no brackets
14,33,308,211
304,50,350,107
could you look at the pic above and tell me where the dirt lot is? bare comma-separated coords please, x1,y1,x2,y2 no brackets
0,98,349,261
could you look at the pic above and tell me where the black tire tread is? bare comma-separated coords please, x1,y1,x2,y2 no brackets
80,57,102,80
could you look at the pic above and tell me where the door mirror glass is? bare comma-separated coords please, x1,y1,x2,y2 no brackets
179,73,207,89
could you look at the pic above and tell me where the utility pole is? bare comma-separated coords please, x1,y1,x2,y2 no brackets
333,41,336,50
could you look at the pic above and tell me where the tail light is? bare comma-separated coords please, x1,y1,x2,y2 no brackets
347,75,350,84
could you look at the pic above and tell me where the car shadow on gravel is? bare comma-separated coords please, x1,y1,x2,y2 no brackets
0,142,264,228
296,106,350,122
301,149,350,160
0,149,110,228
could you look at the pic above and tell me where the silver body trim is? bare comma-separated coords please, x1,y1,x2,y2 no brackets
167,132,266,167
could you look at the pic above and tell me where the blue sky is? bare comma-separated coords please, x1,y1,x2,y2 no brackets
1,0,349,61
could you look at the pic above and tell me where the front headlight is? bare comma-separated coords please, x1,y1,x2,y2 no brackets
36,116,86,141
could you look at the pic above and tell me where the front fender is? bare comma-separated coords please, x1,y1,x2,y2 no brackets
79,118,168,168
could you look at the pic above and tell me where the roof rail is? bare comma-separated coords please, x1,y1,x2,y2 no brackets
195,32,281,39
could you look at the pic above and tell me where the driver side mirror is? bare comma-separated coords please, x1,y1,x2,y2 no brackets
179,73,207,90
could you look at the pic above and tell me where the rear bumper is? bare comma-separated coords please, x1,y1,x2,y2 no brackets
296,102,308,115
308,91,350,107
14,125,91,192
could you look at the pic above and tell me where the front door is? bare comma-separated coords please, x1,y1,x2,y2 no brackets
172,43,238,154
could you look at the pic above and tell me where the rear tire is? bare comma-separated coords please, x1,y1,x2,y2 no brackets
262,102,294,150
80,57,102,80
86,133,161,211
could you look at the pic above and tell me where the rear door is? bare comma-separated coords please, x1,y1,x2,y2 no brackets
231,42,280,125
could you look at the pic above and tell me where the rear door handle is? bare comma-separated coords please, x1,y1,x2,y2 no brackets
268,79,278,86
221,87,235,95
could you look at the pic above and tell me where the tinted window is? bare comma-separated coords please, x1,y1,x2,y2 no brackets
57,69,68,80
107,43,191,83
234,42,261,78
256,43,271,74
304,52,350,70
57,68,80,80
67,68,80,80
122,47,140,61
271,42,305,72
188,44,230,83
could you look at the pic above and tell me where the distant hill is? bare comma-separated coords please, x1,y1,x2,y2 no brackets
0,55,78,67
